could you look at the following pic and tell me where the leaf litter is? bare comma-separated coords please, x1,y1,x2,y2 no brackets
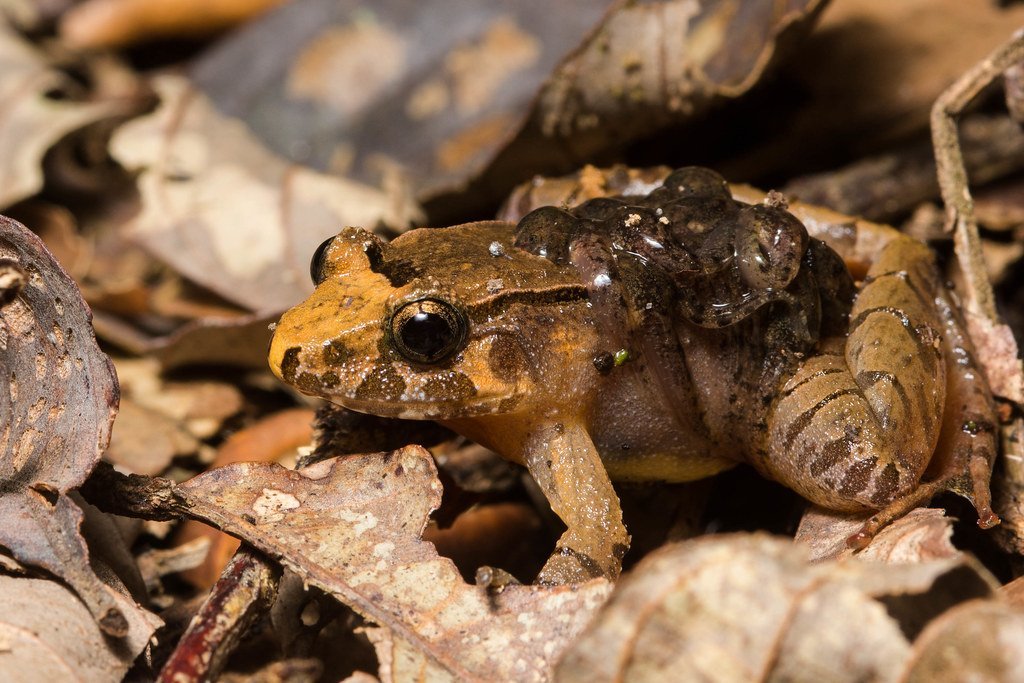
3,0,1024,681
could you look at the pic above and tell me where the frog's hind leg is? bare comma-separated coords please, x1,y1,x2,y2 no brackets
845,288,1001,547
759,237,953,531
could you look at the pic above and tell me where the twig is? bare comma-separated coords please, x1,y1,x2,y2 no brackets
79,461,188,521
156,548,281,683
931,30,1024,323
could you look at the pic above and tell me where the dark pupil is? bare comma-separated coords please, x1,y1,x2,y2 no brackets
399,310,453,360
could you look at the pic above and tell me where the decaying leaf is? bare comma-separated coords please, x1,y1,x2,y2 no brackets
114,356,244,438
898,600,1024,682
535,0,826,136
168,446,612,682
0,214,160,648
796,507,959,563
60,0,289,49
109,74,423,314
0,575,160,681
105,398,200,475
190,0,825,212
189,0,615,200
556,534,999,683
175,408,315,588
0,22,117,208
93,309,278,370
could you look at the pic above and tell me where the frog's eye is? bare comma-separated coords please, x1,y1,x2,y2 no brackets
389,299,467,364
310,236,335,285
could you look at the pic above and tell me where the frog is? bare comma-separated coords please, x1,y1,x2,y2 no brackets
268,166,999,585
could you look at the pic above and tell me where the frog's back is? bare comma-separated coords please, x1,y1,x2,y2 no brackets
511,167,858,477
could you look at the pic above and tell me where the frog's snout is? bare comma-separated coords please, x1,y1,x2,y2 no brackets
267,321,296,383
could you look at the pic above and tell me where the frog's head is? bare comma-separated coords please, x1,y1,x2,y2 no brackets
268,222,596,420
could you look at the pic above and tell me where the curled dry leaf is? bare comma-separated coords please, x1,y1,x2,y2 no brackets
898,600,1024,681
0,215,161,639
172,446,612,682
535,0,826,137
109,74,423,314
556,534,999,683
0,575,160,682
0,23,117,209
796,507,959,563
190,0,824,209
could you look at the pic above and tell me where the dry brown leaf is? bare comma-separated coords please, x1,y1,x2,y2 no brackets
341,672,380,683
962,309,1024,404
105,356,249,475
172,446,612,681
782,114,1024,224
0,215,157,637
426,502,546,583
218,658,323,683
1001,575,1024,608
7,201,92,280
190,0,615,201
190,0,823,213
796,0,1024,142
0,575,160,681
556,534,998,683
60,0,288,49
109,74,423,314
0,23,116,208
115,357,244,438
897,600,1024,682
152,312,278,369
94,310,278,370
364,625,454,683
0,0,47,31
536,0,825,136
175,408,315,588
796,507,958,563
105,398,199,475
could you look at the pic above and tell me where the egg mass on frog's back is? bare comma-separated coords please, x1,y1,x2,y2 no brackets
514,166,833,335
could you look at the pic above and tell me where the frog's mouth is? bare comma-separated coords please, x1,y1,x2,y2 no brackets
333,394,515,422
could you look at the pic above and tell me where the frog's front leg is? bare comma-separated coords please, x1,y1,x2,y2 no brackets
523,420,629,584
759,237,951,521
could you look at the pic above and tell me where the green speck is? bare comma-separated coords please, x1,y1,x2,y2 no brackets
613,349,631,366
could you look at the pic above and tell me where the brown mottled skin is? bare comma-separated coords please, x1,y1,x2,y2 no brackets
269,167,999,584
